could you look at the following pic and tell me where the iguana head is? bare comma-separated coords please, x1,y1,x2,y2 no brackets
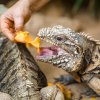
37,25,95,72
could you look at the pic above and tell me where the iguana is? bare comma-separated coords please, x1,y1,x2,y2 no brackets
37,25,100,96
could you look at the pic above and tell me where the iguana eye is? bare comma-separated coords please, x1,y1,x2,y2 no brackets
56,36,63,41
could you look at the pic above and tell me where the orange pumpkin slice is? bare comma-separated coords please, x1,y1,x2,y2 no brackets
48,82,65,93
56,83,65,93
14,31,40,53
48,82,54,86
48,82,72,99
30,37,40,53
15,31,29,43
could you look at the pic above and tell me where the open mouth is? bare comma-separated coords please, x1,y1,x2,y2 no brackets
39,46,58,56
36,45,63,60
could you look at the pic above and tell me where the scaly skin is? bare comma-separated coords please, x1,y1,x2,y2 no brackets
0,33,47,100
37,25,100,95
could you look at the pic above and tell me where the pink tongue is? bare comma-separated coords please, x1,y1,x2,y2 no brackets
39,47,58,56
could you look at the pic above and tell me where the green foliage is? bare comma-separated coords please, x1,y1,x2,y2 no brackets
72,0,100,18
73,0,83,13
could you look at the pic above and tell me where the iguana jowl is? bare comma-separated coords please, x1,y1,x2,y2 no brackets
37,25,100,95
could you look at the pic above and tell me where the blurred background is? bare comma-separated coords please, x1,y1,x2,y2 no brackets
0,0,100,82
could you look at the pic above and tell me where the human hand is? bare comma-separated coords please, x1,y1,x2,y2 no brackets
0,0,32,41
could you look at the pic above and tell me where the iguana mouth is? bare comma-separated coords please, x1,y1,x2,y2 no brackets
37,45,64,60
39,46,58,56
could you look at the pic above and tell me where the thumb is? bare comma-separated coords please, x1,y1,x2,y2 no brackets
14,16,24,32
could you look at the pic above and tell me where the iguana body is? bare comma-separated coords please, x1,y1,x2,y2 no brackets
0,33,47,100
37,25,100,96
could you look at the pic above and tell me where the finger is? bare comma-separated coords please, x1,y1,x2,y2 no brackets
14,16,24,32
0,17,14,41
10,28,15,33
1,26,14,41
2,17,14,28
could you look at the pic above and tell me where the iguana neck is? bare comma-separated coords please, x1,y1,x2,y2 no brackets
79,43,100,74
91,44,100,68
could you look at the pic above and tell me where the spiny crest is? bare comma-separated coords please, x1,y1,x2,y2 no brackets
38,27,51,37
38,25,72,35
79,32,100,44
38,25,82,46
